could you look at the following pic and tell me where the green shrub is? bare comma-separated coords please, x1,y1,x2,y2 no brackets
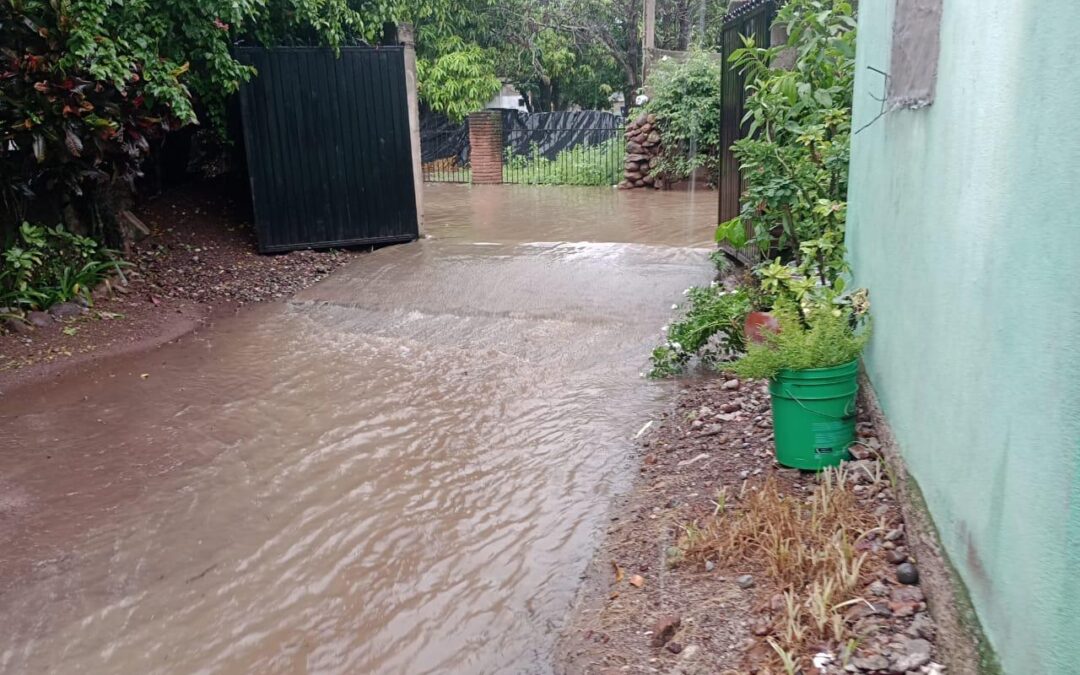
1,222,125,311
503,138,623,186
716,0,856,292
728,299,869,380
650,286,751,377
640,49,724,183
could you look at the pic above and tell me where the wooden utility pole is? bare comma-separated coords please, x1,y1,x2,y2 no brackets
642,0,656,83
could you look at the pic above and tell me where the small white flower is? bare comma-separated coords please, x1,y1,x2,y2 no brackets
660,325,668,334
671,304,679,310
710,280,719,288
682,288,691,296
670,341,682,351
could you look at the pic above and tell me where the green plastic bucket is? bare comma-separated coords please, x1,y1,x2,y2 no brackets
768,360,859,470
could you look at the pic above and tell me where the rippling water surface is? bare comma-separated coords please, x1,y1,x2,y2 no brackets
0,185,715,674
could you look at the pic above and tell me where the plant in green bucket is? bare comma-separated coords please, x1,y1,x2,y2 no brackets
729,290,871,471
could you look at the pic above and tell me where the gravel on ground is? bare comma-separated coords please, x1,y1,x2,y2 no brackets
0,178,364,393
556,374,944,675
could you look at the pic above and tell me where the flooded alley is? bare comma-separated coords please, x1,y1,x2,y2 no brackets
1,185,716,674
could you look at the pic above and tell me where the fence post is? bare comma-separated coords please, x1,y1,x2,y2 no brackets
468,111,504,184
396,23,424,228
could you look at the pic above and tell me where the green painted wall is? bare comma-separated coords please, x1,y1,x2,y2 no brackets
847,2,1080,673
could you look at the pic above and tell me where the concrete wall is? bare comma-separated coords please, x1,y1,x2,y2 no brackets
847,2,1080,673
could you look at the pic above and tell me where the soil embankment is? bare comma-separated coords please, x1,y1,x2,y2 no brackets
557,375,944,675
0,179,360,394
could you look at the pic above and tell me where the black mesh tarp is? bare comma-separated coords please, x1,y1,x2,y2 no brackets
419,109,624,165
501,110,624,160
420,112,469,164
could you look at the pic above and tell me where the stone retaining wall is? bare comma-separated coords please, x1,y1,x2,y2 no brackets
618,112,664,190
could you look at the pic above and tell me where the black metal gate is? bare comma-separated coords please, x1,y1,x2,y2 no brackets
719,0,778,228
236,46,418,252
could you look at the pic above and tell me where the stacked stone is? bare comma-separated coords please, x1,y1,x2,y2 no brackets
618,112,663,189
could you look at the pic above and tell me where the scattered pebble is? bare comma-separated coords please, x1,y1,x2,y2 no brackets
897,562,920,585
649,615,681,647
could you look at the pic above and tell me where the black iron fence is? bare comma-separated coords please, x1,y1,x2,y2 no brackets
420,110,624,186
502,111,623,185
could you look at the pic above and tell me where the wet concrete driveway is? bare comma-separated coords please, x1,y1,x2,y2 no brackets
0,184,716,674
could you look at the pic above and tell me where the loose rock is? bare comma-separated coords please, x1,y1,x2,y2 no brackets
649,615,681,647
2,317,34,335
907,613,936,640
48,301,85,318
27,311,52,327
736,574,754,589
896,562,920,585
851,653,889,671
889,637,932,672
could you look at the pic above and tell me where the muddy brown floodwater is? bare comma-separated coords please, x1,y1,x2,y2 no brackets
1,184,716,674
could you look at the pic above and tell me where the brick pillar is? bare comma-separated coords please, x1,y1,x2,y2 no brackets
468,111,503,184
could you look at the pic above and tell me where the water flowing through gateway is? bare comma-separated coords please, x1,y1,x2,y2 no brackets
0,185,716,674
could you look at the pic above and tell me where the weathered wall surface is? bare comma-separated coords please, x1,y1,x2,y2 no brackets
847,2,1080,673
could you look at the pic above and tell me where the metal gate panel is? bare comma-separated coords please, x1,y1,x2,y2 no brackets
719,0,778,229
237,47,418,252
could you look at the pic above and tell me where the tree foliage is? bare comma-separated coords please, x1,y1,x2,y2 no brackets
416,38,501,122
1,0,187,231
640,49,724,183
718,0,857,292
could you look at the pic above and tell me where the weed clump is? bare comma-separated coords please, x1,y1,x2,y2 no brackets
680,467,879,669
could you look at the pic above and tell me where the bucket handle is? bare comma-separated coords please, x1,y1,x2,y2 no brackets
779,385,857,420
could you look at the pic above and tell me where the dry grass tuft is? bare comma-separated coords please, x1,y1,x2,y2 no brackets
680,466,879,669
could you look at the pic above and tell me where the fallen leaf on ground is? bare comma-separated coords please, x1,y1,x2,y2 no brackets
629,574,645,588
612,562,624,583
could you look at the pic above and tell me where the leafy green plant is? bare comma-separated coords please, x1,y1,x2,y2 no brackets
0,1,189,232
416,39,502,123
1,222,126,311
708,249,732,275
728,293,869,380
640,49,724,183
650,286,752,377
716,0,856,290
503,138,623,186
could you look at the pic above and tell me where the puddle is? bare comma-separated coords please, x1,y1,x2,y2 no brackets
0,185,716,674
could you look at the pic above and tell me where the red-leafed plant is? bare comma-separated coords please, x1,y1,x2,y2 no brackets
1,1,184,238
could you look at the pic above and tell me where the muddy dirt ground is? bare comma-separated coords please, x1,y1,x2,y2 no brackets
556,375,944,675
0,179,362,393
